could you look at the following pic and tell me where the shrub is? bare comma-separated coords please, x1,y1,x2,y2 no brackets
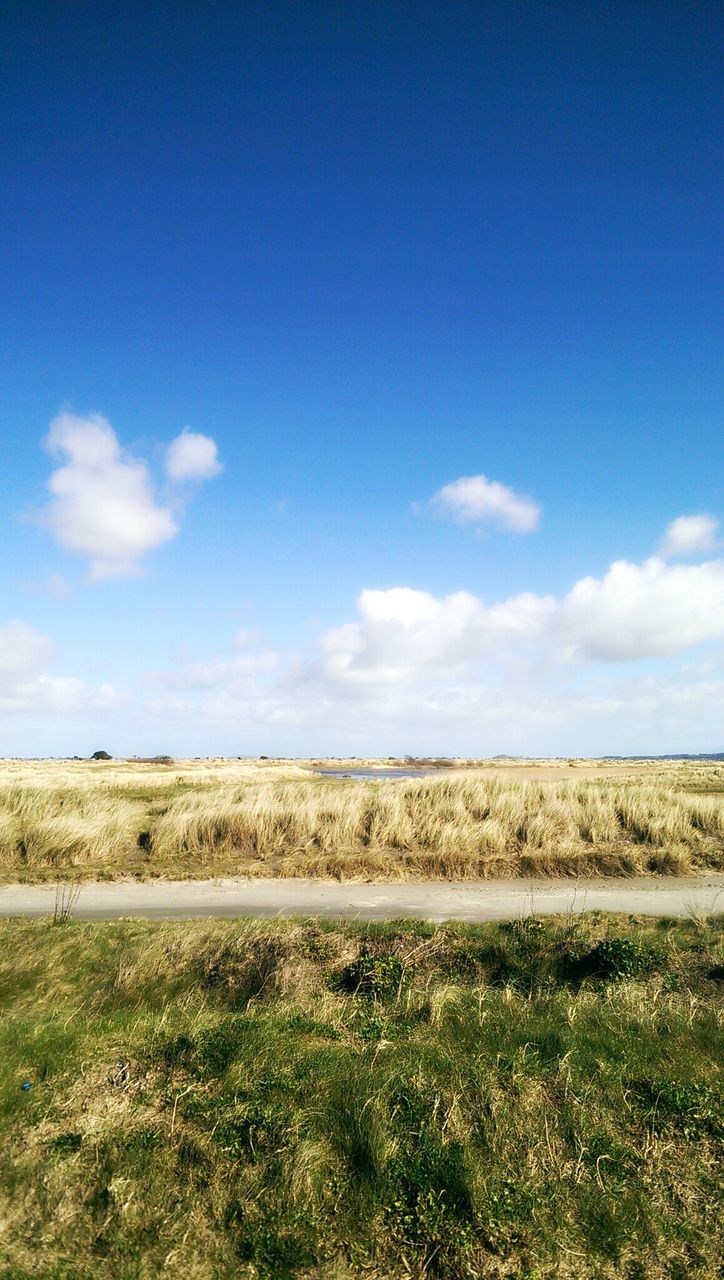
340,949,403,998
574,937,666,982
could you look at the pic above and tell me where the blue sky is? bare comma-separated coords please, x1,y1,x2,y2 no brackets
1,1,722,756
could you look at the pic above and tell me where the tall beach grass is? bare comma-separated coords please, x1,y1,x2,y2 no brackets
0,758,721,880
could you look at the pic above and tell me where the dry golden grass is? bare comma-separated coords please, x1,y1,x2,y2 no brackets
0,757,721,882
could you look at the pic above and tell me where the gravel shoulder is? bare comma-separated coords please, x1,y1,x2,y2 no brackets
1,874,722,921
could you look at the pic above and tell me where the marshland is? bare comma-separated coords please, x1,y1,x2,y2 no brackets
0,757,722,883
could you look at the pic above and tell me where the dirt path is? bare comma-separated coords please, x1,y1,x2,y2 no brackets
1,875,722,921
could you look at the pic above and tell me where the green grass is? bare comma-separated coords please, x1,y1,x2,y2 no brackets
0,914,722,1278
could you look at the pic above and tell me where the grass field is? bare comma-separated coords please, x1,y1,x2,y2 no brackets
0,912,721,1278
0,757,722,882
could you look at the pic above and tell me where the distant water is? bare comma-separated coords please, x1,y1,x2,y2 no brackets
315,768,438,781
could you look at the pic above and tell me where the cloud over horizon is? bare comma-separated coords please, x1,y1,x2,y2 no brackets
0,619,122,715
313,554,724,687
8,510,724,755
134,526,724,754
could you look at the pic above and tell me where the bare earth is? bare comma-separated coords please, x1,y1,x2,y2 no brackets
2,874,722,921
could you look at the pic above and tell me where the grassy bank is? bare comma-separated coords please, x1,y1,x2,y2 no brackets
0,913,722,1277
0,759,722,882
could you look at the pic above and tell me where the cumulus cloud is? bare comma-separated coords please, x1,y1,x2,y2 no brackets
558,557,724,661
39,412,222,580
319,587,555,685
430,474,540,532
313,556,724,689
659,513,719,559
137,527,724,749
42,413,178,579
166,429,223,483
20,504,717,753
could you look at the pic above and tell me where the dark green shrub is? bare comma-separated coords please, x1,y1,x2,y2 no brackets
574,937,666,982
340,950,403,998
214,1097,290,1159
352,1008,388,1041
485,920,578,991
386,1132,474,1261
235,1208,317,1279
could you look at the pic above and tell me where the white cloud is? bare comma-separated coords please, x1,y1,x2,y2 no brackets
42,412,178,579
430,474,540,532
659,513,719,559
558,557,724,661
166,428,223,483
0,677,123,716
0,619,123,715
0,621,55,684
39,412,223,580
141,631,724,756
15,509,723,754
318,587,555,685
314,556,724,688
135,530,724,751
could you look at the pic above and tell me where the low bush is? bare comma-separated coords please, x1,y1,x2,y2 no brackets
574,935,667,981
340,949,404,998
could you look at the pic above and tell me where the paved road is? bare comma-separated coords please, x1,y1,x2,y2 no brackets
1,875,722,921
